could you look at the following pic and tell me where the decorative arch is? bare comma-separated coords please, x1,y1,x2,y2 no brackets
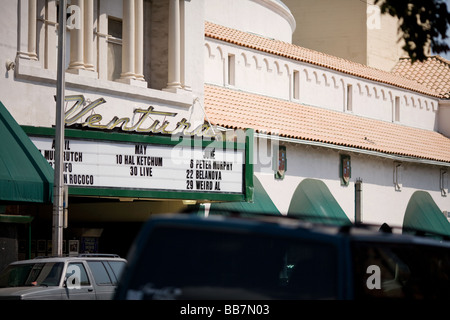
204,43,213,58
322,73,329,87
303,69,311,82
240,52,250,67
332,76,339,89
388,90,393,101
365,85,371,97
252,55,261,70
381,89,387,101
263,58,272,72
373,87,379,99
284,64,290,77
313,71,320,84
216,46,224,60
357,83,363,95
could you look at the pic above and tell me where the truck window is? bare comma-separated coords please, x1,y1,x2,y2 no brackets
106,261,126,284
87,261,113,285
124,226,338,300
66,263,90,286
352,242,450,299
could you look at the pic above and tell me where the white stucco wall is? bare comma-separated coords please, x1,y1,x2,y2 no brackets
205,38,440,131
205,0,295,43
0,0,206,130
253,137,450,228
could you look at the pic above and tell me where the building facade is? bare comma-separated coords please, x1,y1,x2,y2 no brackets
0,0,252,269
0,0,449,269
203,1,450,230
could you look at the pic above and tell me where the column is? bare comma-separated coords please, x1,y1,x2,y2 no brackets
83,0,95,71
120,0,136,80
45,0,58,70
27,0,37,60
166,0,181,90
134,0,145,81
180,0,191,91
68,0,85,71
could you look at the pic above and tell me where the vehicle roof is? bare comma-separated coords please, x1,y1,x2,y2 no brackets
140,212,450,249
8,254,127,265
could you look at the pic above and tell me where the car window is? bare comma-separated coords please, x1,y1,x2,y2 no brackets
66,263,90,286
124,226,338,300
87,261,113,285
0,262,63,287
107,261,126,283
352,242,450,299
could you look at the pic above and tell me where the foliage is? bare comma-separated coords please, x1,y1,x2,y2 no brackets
375,0,450,62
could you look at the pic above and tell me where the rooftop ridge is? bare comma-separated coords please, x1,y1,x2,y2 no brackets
392,55,450,99
204,83,450,164
205,21,441,98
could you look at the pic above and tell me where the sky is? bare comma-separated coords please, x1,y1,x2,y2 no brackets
436,0,450,59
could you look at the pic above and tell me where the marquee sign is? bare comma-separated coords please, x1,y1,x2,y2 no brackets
30,135,246,200
24,95,253,201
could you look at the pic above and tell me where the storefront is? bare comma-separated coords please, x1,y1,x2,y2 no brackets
0,101,54,270
18,104,253,258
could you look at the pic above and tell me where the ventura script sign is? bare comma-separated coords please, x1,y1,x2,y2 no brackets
63,95,218,138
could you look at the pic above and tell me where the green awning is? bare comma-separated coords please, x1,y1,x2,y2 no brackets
287,178,351,226
0,214,34,223
0,101,53,203
403,191,450,238
209,176,280,216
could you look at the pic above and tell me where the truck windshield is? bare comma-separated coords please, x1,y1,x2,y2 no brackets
0,262,64,288
124,225,338,300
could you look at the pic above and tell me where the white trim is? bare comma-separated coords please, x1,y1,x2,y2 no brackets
15,57,193,108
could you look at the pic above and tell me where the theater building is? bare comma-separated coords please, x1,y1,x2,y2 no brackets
0,0,252,269
0,0,449,269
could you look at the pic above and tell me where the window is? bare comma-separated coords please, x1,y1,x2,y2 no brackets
346,84,353,112
394,96,400,122
128,226,338,299
107,17,123,81
441,169,448,197
107,261,127,283
340,155,351,186
274,145,287,180
0,262,63,287
394,162,403,191
352,242,450,299
293,70,300,100
87,261,113,285
66,263,90,286
227,54,235,86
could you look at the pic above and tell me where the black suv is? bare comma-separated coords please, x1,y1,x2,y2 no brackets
115,213,450,300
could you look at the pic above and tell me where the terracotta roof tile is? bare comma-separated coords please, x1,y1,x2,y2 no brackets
205,21,440,98
204,84,450,163
392,56,450,99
